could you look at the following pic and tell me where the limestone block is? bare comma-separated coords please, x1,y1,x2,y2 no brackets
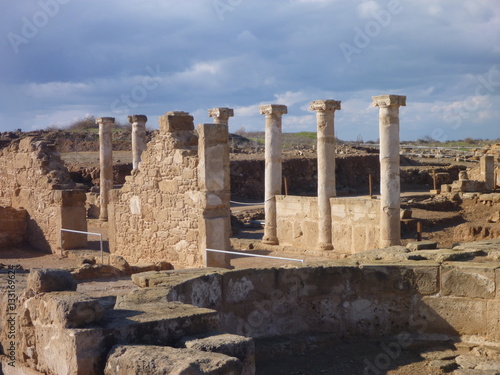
180,333,255,375
27,268,77,293
159,111,194,133
441,263,497,299
497,268,500,298
487,299,500,342
409,267,438,296
25,292,104,328
104,345,243,375
406,241,438,251
418,296,488,337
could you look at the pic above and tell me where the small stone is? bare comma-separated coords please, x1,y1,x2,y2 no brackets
406,241,438,251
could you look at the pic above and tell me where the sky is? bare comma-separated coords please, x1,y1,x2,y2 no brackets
1,0,499,142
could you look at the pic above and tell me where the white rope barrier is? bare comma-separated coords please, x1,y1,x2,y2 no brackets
206,248,304,266
60,228,104,264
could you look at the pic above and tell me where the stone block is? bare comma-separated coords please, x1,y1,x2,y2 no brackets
159,111,194,133
27,268,77,293
406,241,438,251
26,291,104,328
487,299,500,342
441,263,497,299
418,296,488,337
104,345,243,375
180,333,255,375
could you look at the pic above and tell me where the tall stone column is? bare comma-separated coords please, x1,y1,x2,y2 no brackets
310,100,341,250
260,104,287,245
128,114,147,170
208,107,234,125
372,95,406,247
97,117,114,221
480,155,495,191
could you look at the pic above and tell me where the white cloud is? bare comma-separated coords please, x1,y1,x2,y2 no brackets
357,0,381,19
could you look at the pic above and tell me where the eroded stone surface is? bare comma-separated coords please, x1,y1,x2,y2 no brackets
104,345,243,375
27,268,77,293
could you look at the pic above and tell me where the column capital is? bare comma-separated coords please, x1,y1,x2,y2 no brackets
372,95,406,108
259,104,288,116
208,107,234,120
96,117,115,125
128,114,148,124
310,100,341,112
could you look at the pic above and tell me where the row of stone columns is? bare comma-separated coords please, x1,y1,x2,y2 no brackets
254,95,406,250
95,115,148,222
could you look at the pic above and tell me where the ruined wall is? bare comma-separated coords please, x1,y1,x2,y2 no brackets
147,260,500,344
0,138,86,252
0,207,27,248
109,113,231,268
276,195,380,253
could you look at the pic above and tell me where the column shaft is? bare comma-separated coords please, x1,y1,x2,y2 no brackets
311,100,341,250
128,115,147,170
372,95,406,247
260,105,287,245
97,117,114,221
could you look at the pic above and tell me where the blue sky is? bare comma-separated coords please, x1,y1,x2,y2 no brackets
1,0,499,141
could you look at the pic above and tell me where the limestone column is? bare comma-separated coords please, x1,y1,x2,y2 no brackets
208,107,234,125
97,117,114,221
128,114,147,170
310,100,341,250
372,95,406,247
260,104,287,245
480,155,495,191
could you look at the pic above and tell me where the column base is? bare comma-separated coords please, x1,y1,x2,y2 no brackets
262,236,279,245
318,242,334,251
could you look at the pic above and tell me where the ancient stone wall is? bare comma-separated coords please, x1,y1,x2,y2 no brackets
135,260,500,344
0,207,27,248
109,112,231,268
275,196,380,253
0,138,87,252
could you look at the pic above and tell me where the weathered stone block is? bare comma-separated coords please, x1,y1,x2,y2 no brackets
159,111,194,133
487,299,500,342
180,333,255,375
418,296,488,337
104,345,243,375
27,268,77,293
26,292,104,328
441,263,497,299
406,241,438,251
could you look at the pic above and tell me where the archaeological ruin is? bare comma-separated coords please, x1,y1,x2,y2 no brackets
0,95,499,374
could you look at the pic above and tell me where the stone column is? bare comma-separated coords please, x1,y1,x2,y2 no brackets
372,95,406,247
310,100,341,250
480,155,495,191
97,117,114,221
260,104,287,245
208,107,234,125
198,123,231,268
128,114,147,170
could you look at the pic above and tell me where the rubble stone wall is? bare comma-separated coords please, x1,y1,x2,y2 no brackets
276,195,380,252
0,138,86,252
109,113,231,268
